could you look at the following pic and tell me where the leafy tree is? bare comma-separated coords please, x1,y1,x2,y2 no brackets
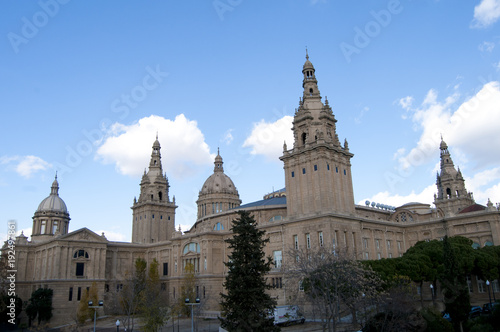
0,293,23,326
25,288,53,326
120,257,147,331
76,282,99,324
219,210,279,332
178,262,196,317
141,258,169,332
289,247,381,332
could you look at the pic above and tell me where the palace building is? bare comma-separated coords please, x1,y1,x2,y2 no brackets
7,54,500,326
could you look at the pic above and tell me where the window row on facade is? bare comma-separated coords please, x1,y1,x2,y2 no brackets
290,163,347,177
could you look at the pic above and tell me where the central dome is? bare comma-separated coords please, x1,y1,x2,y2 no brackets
36,177,68,214
200,171,238,195
197,150,241,219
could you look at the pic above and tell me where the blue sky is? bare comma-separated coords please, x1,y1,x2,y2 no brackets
2,0,500,242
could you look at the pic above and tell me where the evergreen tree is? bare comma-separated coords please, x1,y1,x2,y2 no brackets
26,288,53,326
441,236,470,332
219,210,279,332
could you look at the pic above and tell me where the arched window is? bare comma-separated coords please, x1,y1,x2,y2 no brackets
73,250,89,259
302,133,307,145
159,191,163,201
446,188,452,199
213,222,224,231
183,242,200,254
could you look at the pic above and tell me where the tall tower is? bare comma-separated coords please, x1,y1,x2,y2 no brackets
280,53,355,219
31,174,70,243
434,138,474,215
132,136,177,243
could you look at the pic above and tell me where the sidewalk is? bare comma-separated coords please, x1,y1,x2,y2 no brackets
74,316,359,331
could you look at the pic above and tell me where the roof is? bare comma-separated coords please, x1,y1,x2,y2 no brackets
237,196,287,209
459,204,486,214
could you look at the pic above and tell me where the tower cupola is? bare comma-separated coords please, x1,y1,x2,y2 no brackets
31,174,70,243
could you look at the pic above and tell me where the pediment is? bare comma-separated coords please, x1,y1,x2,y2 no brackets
58,227,109,243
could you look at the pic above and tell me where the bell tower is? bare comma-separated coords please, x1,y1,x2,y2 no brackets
434,138,474,215
132,136,177,243
280,53,355,219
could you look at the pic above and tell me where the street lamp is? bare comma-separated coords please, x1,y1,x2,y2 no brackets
116,319,120,332
185,297,200,332
430,284,435,307
88,300,104,332
487,280,493,312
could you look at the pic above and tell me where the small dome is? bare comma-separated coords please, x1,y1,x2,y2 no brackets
440,139,448,150
303,50,315,70
36,176,68,214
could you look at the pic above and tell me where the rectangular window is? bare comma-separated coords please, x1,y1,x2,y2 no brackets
376,239,380,250
76,263,84,277
314,165,318,171
68,287,73,301
291,171,295,178
77,287,81,301
327,163,330,170
336,166,338,173
293,235,298,250
306,233,311,249
377,253,381,260
397,241,402,251
52,221,58,234
466,276,473,293
388,253,392,258
318,232,323,247
363,238,368,249
344,169,346,175
299,280,304,291
163,263,168,276
273,250,282,269
387,240,391,250
40,220,46,234
493,280,499,293
302,168,306,174
364,252,369,260
477,278,486,293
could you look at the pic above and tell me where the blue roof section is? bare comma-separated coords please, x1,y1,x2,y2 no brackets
237,196,287,209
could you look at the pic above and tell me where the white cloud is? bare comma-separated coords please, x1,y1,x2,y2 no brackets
396,81,500,171
359,184,436,208
0,155,52,178
97,230,127,242
96,114,214,179
398,96,414,111
242,116,294,161
222,129,234,145
471,0,500,28
479,41,495,52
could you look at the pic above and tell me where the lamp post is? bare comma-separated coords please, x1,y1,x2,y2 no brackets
487,280,493,312
116,319,120,332
430,284,435,307
185,297,200,332
88,300,104,332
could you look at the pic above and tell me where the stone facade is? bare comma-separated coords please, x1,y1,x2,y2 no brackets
6,54,500,326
